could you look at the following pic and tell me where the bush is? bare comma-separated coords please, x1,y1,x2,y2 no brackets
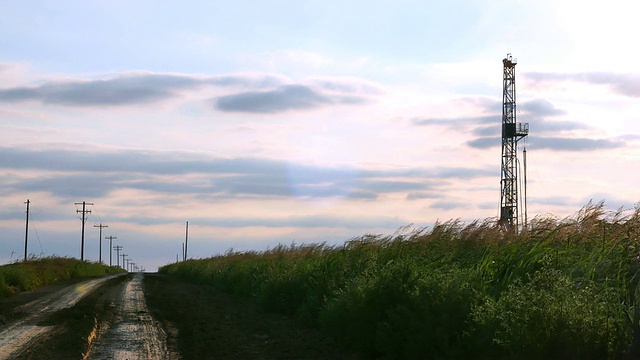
319,263,480,359
0,273,8,297
472,267,624,359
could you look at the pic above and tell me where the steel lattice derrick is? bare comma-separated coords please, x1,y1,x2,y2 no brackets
499,54,527,231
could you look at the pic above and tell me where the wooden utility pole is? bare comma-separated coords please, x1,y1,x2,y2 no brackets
24,199,30,262
121,253,127,271
107,236,118,266
94,223,108,264
113,245,122,267
75,201,93,261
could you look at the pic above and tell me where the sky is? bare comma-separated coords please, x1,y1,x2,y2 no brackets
1,0,639,271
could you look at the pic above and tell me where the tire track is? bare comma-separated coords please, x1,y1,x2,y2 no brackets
0,275,120,360
86,273,177,360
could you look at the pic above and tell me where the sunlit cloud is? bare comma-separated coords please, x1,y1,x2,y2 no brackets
525,72,640,98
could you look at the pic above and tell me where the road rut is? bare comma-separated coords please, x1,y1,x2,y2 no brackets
0,275,119,360
86,273,177,360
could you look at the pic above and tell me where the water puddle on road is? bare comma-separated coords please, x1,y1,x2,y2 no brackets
87,274,176,360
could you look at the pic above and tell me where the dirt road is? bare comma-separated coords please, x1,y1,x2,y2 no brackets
0,273,175,360
0,275,120,360
87,273,177,359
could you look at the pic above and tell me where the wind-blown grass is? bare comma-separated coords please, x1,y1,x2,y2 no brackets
0,257,125,299
160,202,640,359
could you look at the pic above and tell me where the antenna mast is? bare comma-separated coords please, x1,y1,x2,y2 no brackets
24,199,30,261
499,54,529,232
184,221,189,261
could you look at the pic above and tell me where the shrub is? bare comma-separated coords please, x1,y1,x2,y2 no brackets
472,267,624,359
318,262,481,359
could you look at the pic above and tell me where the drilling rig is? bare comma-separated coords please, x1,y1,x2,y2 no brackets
499,54,529,232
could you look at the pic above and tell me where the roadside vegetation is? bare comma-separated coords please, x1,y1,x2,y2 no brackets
160,202,640,359
0,257,125,300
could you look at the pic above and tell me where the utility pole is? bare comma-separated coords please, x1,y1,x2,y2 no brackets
184,221,189,261
94,223,108,264
75,201,93,261
113,245,122,267
121,254,127,271
107,236,118,266
24,199,30,262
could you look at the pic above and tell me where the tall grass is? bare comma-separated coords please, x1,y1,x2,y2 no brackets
160,202,640,359
0,257,125,299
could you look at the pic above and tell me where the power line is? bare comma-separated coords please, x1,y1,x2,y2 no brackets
91,204,106,224
31,218,44,257
25,206,45,257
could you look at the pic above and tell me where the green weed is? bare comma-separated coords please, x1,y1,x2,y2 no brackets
0,257,125,300
160,202,640,359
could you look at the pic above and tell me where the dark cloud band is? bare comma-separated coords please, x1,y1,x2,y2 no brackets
0,72,376,114
0,147,492,201
467,136,623,151
215,84,369,113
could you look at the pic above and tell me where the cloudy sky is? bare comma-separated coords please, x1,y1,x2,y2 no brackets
1,0,639,271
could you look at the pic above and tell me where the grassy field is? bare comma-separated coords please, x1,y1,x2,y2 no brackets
160,202,640,359
0,257,125,299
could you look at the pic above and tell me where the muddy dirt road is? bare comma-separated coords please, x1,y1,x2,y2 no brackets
0,275,120,360
87,273,177,359
0,273,175,360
